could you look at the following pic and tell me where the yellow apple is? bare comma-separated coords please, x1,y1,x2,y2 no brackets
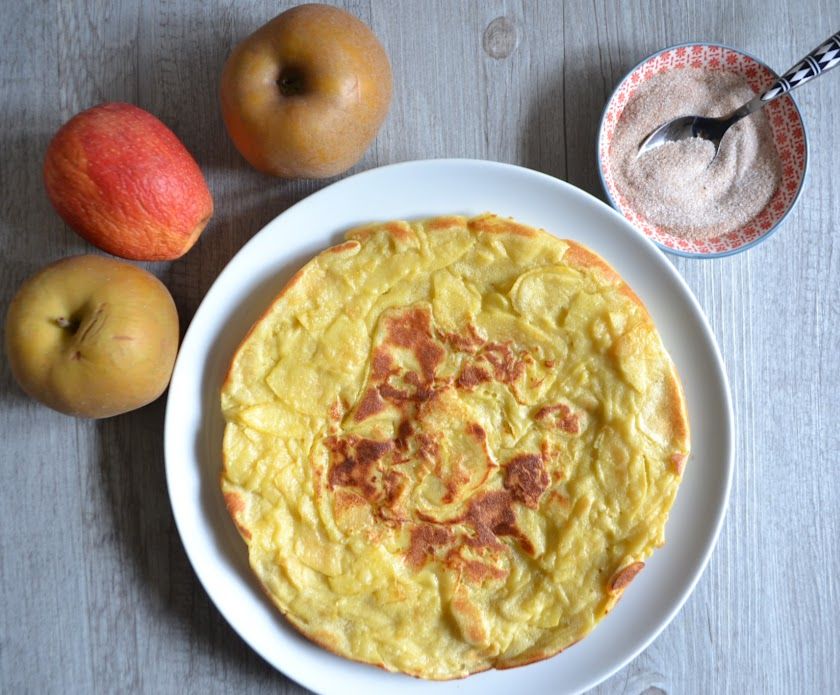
220,3,392,178
5,255,179,418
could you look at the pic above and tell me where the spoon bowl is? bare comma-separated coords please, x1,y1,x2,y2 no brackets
638,114,737,157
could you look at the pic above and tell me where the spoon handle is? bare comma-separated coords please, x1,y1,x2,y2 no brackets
760,31,840,102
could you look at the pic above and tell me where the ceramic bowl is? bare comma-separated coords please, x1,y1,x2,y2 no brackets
597,43,808,258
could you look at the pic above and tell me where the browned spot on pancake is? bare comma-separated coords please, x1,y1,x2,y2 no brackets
327,437,393,500
404,371,422,387
416,510,452,525
462,559,507,583
504,454,549,509
333,489,367,509
112,335,133,341
383,470,407,509
442,463,471,504
456,364,491,390
395,420,413,451
618,282,644,306
609,561,645,592
356,439,393,463
539,438,555,462
450,591,488,645
326,240,360,255
549,490,569,506
432,426,496,506
371,348,395,381
416,342,446,382
416,385,435,403
563,241,621,284
406,524,453,570
426,215,465,231
670,452,687,475
378,375,437,406
384,307,445,382
544,359,556,368
378,383,410,401
482,342,527,384
223,492,252,540
383,221,412,240
324,435,351,460
445,548,508,584
417,433,440,464
354,387,386,422
439,324,486,354
310,456,324,490
535,403,581,434
224,492,245,515
385,307,430,347
328,400,342,421
468,214,538,237
389,369,439,405
463,490,533,554
466,422,486,442
332,488,369,522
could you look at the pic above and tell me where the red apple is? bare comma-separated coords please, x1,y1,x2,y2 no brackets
220,4,392,179
5,255,180,418
44,103,213,261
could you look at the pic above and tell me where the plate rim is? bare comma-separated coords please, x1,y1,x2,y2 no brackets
164,157,734,695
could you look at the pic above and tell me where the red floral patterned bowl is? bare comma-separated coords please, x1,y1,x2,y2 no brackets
597,43,808,258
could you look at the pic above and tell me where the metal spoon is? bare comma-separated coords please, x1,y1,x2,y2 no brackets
638,31,840,157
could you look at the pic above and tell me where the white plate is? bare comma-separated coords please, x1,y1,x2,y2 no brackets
164,159,733,695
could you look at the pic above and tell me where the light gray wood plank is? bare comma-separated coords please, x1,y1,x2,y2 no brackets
0,3,96,694
1,1,839,693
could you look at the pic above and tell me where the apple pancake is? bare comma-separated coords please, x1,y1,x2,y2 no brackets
220,213,690,679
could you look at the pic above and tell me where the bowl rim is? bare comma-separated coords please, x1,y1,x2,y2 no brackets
595,40,810,259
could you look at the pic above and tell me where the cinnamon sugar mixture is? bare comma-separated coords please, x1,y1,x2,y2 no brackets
609,68,781,240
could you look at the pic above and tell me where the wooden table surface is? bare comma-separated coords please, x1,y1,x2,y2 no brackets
2,1,839,693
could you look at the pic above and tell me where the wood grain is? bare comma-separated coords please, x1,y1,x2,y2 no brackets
1,1,838,693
